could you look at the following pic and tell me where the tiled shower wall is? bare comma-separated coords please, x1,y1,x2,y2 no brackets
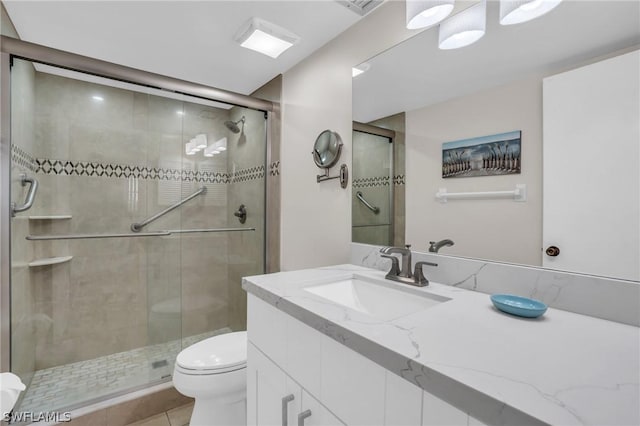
352,131,393,246
352,112,406,246
10,64,265,378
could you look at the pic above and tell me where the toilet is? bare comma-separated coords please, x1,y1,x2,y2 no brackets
173,331,247,426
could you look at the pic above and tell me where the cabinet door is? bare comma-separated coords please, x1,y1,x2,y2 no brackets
300,389,345,426
250,342,289,426
422,391,467,426
384,371,423,425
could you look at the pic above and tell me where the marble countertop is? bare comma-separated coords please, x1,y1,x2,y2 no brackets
242,264,640,426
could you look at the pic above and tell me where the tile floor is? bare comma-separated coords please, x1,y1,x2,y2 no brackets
126,402,194,426
19,328,231,414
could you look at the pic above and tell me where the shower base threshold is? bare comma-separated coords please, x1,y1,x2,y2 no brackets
17,328,232,415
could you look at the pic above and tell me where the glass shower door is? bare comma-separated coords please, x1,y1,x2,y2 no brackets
8,56,267,414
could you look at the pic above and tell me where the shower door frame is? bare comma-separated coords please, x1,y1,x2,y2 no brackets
0,36,279,373
352,121,396,246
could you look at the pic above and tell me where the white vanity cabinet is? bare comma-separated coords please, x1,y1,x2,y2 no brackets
247,294,487,426
247,341,342,426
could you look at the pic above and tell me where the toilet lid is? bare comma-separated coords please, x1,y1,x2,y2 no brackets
176,331,247,371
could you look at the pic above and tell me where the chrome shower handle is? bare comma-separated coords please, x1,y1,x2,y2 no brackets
11,173,39,216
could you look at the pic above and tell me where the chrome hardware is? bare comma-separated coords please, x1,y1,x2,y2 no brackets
26,227,254,241
297,410,312,426
428,239,454,253
414,261,438,286
282,394,294,426
380,246,412,278
380,254,400,276
380,246,439,287
234,204,247,224
356,191,380,214
11,173,38,217
316,164,349,189
131,186,206,232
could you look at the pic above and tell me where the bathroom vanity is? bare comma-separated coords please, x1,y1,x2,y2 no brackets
243,265,639,426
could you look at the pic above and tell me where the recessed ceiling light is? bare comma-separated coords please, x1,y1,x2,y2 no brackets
352,62,371,78
235,17,300,59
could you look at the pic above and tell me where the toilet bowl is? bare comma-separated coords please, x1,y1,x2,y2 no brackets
173,331,247,426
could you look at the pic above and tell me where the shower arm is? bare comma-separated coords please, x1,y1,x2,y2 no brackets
131,186,207,232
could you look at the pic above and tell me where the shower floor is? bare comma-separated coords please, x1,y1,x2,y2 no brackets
18,328,232,414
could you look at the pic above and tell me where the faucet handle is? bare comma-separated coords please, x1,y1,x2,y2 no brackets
380,254,400,276
413,261,438,286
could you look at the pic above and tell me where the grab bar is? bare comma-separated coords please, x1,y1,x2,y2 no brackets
356,191,380,214
131,186,207,232
26,227,255,241
11,173,39,217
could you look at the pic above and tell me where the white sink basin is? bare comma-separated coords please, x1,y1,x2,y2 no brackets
303,275,448,321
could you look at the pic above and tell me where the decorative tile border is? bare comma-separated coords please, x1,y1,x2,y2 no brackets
10,145,38,172
353,175,405,188
270,161,280,177
353,176,390,188
229,165,265,183
11,146,265,184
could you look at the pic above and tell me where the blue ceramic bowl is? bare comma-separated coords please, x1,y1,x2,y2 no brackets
490,294,548,318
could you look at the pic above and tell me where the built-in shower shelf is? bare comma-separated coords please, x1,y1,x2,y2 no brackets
28,215,72,220
28,256,73,267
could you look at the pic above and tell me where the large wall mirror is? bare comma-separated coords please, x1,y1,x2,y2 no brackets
352,0,639,282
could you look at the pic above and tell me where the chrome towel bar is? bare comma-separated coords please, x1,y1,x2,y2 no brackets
26,227,255,241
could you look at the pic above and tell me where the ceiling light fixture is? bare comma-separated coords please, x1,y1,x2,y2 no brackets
204,137,227,157
438,0,486,50
185,140,197,156
500,0,562,25
235,17,300,59
352,62,371,78
194,134,207,150
406,0,455,29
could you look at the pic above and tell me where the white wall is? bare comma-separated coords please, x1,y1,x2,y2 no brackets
279,1,431,270
405,77,543,266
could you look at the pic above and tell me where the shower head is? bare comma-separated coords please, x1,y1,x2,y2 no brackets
224,116,246,134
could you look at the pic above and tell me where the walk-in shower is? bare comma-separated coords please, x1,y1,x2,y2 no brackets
351,123,395,246
1,37,274,414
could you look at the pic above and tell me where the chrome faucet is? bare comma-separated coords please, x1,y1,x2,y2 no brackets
379,246,437,287
380,245,412,278
428,239,454,253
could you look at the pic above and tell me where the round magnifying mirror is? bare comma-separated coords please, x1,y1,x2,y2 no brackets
312,130,343,168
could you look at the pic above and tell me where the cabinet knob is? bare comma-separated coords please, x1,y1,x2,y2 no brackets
545,246,560,257
282,394,295,426
298,409,312,426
